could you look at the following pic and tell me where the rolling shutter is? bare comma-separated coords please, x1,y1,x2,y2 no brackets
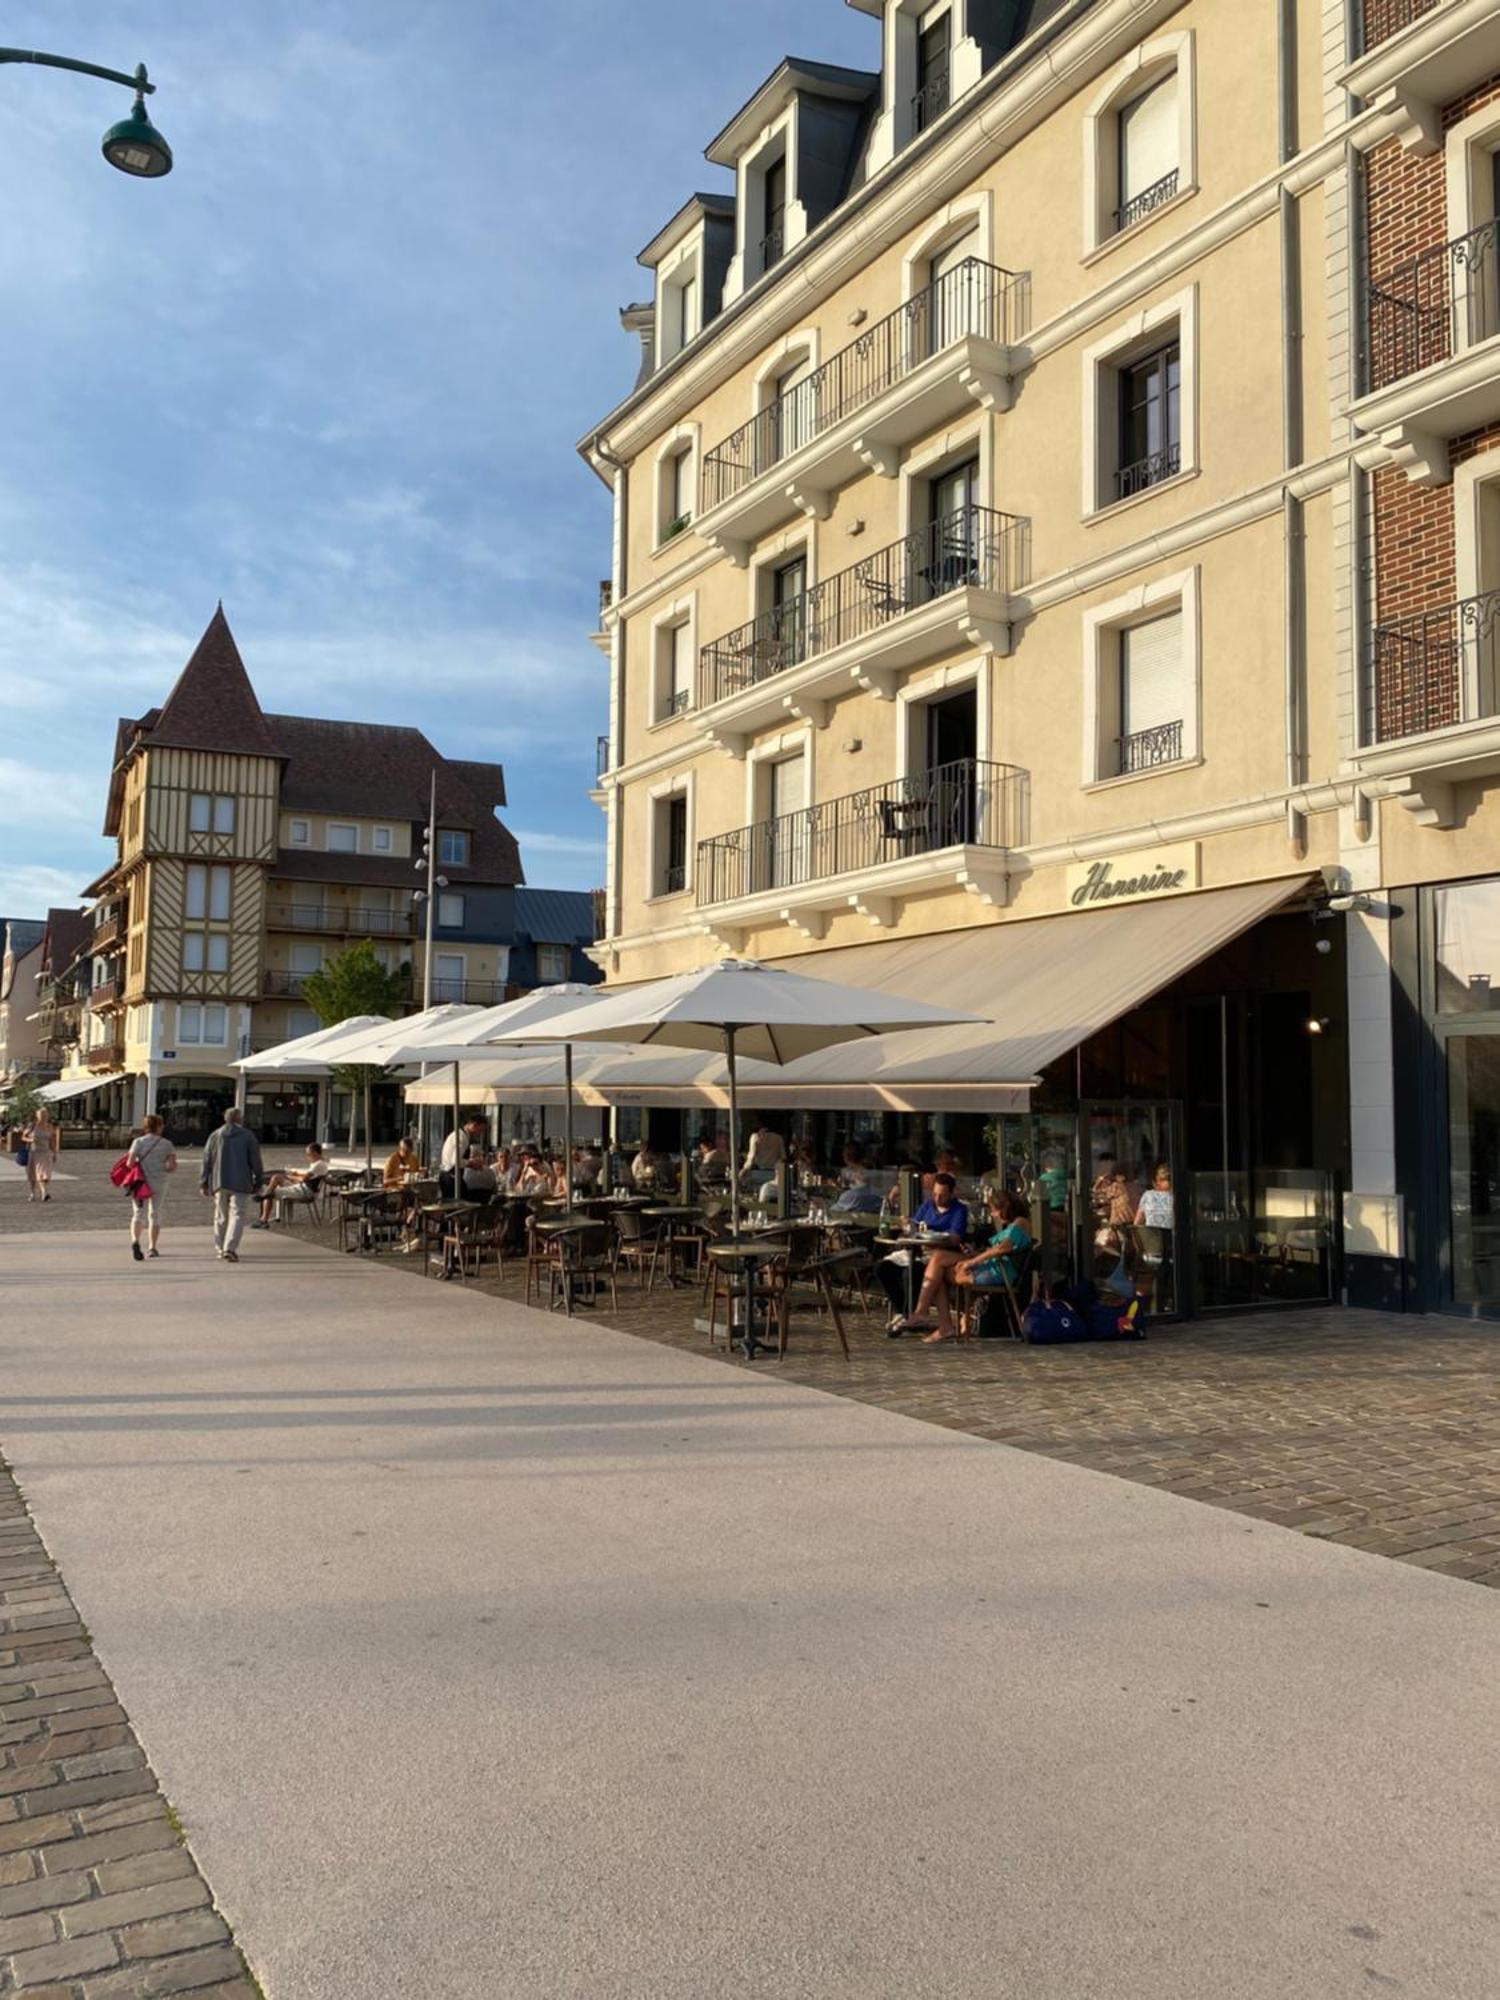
1120,610,1184,737
1119,76,1177,207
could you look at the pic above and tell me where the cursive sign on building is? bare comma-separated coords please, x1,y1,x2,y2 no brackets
1066,843,1200,910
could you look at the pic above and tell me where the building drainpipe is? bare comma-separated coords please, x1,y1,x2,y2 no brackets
1278,0,1307,845
589,429,630,1154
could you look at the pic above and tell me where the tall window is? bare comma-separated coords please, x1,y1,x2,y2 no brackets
374,826,392,852
434,953,466,1002
927,458,981,595
914,11,952,133
1117,612,1186,773
677,273,698,349
927,225,982,352
189,794,235,835
439,830,470,866
770,556,808,670
179,1004,228,1046
772,353,815,463
657,794,689,896
766,752,809,892
1117,343,1180,499
181,934,230,974
662,447,694,539
1116,75,1178,233
185,865,232,922
762,155,787,270
662,622,693,718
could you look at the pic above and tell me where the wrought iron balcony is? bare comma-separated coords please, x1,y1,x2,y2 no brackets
1115,443,1181,501
1113,168,1180,235
598,578,614,624
1365,217,1500,393
660,687,691,721
697,758,1026,910
759,224,784,273
265,904,418,937
701,259,1023,514
1369,587,1500,742
698,505,1027,710
419,978,513,1007
1363,0,1439,48
264,971,315,997
1117,720,1185,775
912,62,951,133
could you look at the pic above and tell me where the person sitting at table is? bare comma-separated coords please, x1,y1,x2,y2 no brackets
573,1143,603,1192
879,1173,970,1337
631,1140,660,1188
832,1161,883,1215
952,1190,1034,1326
791,1139,819,1184
382,1137,422,1189
253,1143,330,1228
461,1148,497,1199
742,1117,785,1192
514,1146,550,1194
695,1132,729,1181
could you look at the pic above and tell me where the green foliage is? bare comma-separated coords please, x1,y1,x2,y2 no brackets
302,939,407,1028
3,1075,48,1126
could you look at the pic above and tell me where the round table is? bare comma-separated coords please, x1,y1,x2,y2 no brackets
707,1240,786,1357
875,1232,968,1320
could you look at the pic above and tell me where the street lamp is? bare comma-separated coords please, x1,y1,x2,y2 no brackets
1,51,172,178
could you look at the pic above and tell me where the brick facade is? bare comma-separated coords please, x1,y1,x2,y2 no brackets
1365,76,1500,736
1363,2,1441,55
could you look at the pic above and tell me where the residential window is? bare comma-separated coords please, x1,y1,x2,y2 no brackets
439,830,470,866
182,935,203,973
771,352,815,463
1115,75,1179,233
765,751,809,892
536,944,569,984
656,794,689,897
179,1004,201,1044
769,556,808,671
434,952,466,1003
438,893,465,927
181,934,228,975
374,826,392,852
328,823,358,853
185,865,231,922
1117,342,1180,500
663,446,694,540
914,11,952,134
178,1004,228,1047
1117,611,1186,774
289,818,310,845
762,154,786,271
289,943,323,977
189,794,235,835
926,224,983,352
660,620,694,719
207,934,229,972
288,1007,320,1037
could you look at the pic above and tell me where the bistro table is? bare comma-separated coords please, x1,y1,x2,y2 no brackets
416,1199,472,1276
706,1240,786,1358
874,1229,966,1322
640,1204,705,1289
333,1185,390,1255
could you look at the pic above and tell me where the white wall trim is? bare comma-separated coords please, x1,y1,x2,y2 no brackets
896,653,989,781
1080,563,1200,783
1081,29,1197,258
899,185,995,300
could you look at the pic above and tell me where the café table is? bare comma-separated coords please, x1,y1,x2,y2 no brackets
333,1185,389,1255
416,1199,472,1276
874,1229,967,1321
641,1204,706,1289
706,1240,786,1358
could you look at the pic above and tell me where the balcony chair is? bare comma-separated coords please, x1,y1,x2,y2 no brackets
548,1224,619,1317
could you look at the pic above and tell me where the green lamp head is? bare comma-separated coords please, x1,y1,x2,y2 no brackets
102,70,171,178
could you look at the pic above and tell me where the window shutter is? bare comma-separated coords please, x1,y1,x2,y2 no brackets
1120,611,1184,736
671,623,693,707
1119,76,1177,206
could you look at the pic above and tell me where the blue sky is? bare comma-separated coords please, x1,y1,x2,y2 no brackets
0,0,875,917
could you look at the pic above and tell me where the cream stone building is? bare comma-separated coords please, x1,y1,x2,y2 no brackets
581,0,1500,1317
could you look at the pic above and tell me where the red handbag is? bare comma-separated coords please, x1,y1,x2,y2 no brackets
111,1136,159,1203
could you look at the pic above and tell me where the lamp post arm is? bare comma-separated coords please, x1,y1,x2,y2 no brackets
0,52,155,94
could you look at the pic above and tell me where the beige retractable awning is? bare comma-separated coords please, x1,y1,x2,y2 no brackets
402,876,1310,1113
38,1071,125,1104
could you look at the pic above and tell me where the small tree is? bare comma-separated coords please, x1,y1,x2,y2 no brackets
4,1075,47,1134
301,941,408,1151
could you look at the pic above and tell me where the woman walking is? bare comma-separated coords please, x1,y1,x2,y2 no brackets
125,1113,177,1260
22,1108,60,1202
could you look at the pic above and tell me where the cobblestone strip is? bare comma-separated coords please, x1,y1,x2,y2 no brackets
0,1460,260,1999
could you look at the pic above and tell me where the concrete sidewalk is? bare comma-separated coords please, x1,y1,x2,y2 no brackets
0,1230,1496,1999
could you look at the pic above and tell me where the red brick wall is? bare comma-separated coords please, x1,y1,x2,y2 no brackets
1363,2,1439,56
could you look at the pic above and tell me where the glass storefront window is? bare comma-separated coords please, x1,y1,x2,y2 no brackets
1434,879,1500,1013
1446,1033,1500,1304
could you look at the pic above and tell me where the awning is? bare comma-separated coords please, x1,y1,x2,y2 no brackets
39,1071,125,1104
402,876,1310,1112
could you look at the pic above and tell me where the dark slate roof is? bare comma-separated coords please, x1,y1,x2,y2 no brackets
147,607,281,760
448,760,508,811
513,888,598,945
2,920,45,960
41,909,91,978
706,57,880,164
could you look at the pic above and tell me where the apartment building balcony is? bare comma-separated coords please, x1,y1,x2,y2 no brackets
265,904,419,939
1357,218,1500,481
89,978,122,1011
696,506,1026,753
86,1040,125,1071
91,913,124,952
1355,587,1500,824
694,757,1027,945
1345,1,1500,152
697,259,1025,561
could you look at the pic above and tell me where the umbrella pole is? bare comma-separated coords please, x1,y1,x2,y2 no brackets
453,1062,462,1194
726,1025,741,1243
363,1076,372,1175
564,1043,575,1218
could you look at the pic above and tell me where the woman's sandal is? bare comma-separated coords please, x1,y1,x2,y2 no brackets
921,1328,954,1344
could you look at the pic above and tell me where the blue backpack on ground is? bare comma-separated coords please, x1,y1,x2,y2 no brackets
1021,1286,1147,1343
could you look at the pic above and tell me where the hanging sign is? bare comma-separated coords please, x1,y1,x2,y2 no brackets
1066,842,1200,910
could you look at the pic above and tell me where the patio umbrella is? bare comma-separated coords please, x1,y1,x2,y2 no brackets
311,1006,487,1176
489,958,986,1240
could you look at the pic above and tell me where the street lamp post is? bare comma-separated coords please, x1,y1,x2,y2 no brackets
0,50,173,177
412,774,449,1165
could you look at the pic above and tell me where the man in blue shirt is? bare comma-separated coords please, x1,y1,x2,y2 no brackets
879,1172,969,1334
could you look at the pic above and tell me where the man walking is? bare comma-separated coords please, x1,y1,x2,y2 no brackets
200,1106,264,1263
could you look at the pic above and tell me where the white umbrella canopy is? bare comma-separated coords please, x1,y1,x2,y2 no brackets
490,958,986,1240
231,1014,393,1075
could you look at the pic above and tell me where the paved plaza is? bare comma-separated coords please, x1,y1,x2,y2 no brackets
0,1224,1497,1997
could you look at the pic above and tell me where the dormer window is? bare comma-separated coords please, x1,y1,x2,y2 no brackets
762,156,787,271
914,10,952,133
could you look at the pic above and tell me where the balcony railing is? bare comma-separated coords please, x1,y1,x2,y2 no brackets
89,978,121,1010
1113,168,1180,235
1363,0,1439,49
91,914,123,952
1118,720,1185,774
87,1042,125,1071
420,979,513,1007
697,757,1027,908
698,505,1026,709
912,62,951,133
702,259,1022,510
598,578,614,624
1369,587,1500,742
265,905,418,936
1365,218,1500,393
1115,443,1181,501
760,224,785,273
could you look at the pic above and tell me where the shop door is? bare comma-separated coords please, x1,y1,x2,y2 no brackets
1441,1028,1500,1307
1080,1101,1182,1315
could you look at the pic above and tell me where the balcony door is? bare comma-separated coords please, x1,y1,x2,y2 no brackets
769,555,808,671
765,750,809,891
926,224,982,354
434,952,465,1004
924,690,979,847
924,458,981,599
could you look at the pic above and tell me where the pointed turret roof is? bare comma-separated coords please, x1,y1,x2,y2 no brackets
147,606,281,760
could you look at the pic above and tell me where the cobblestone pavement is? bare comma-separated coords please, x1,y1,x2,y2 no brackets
0,1150,332,1238
0,1462,259,1999
296,1222,1500,1590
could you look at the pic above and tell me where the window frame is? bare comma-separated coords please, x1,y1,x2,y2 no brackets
1081,32,1196,259
373,825,392,853
535,943,570,985
327,823,359,854
289,818,310,846
438,892,466,928
1081,285,1197,518
1081,566,1202,786
438,829,470,867
647,775,694,901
